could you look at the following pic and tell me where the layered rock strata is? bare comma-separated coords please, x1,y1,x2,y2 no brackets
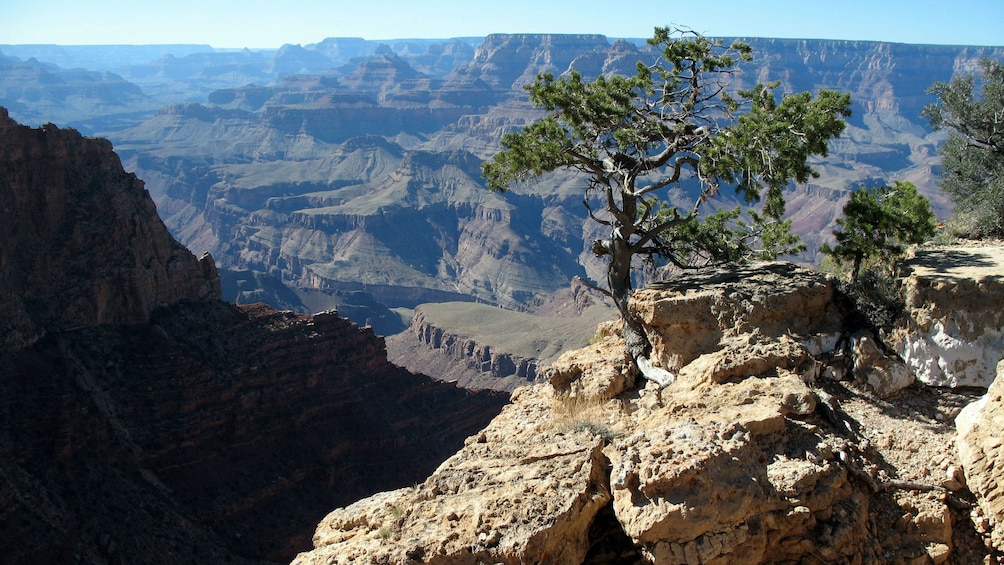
0,107,220,352
390,307,543,390
386,297,614,392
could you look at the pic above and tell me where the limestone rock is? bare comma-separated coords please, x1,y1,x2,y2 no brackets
956,359,1004,551
0,108,508,561
294,385,612,565
852,331,915,397
547,331,636,400
631,262,841,383
890,245,1004,388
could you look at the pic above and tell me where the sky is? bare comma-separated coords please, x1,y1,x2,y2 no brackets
2,0,1002,48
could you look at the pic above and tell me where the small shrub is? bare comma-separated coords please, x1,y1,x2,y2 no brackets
835,269,905,333
571,421,617,442
551,391,617,442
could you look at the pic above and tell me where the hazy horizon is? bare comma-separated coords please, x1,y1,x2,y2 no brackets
3,0,1002,49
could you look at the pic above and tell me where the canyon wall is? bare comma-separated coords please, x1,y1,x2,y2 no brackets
388,306,546,391
0,107,220,352
0,112,506,563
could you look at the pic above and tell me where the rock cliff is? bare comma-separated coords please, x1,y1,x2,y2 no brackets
0,107,220,352
296,259,1001,564
386,295,614,391
0,111,507,563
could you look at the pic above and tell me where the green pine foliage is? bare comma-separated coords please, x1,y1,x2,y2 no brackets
822,181,937,281
923,58,1004,238
481,26,852,339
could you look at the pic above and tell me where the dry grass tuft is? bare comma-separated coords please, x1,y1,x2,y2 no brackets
550,390,617,442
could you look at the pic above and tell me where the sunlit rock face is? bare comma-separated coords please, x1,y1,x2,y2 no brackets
890,246,1004,388
295,261,994,564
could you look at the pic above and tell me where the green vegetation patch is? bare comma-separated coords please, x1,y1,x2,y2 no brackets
415,302,615,364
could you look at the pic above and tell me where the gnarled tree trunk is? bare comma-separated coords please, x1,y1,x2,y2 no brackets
601,232,675,386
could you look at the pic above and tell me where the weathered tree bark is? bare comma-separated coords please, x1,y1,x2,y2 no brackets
600,233,676,386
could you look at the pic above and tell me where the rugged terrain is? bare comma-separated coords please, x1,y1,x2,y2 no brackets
295,253,1004,564
386,279,615,391
5,36,1001,328
0,110,507,563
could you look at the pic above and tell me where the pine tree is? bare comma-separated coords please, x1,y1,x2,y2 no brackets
923,58,1004,237
481,27,851,383
822,181,937,282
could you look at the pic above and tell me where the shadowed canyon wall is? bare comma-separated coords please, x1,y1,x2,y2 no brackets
0,110,507,563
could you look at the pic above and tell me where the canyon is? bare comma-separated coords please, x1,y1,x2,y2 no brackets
3,36,1002,334
0,109,506,563
3,32,1004,564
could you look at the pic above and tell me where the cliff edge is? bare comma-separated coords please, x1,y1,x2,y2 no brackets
296,257,1002,564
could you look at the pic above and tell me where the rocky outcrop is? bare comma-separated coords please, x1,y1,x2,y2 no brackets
890,245,1004,388
955,359,1004,552
296,262,990,564
630,262,842,377
0,107,220,352
294,384,610,565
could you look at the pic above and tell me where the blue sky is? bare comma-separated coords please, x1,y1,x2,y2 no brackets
2,0,1002,47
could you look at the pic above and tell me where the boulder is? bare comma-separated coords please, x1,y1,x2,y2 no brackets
852,331,914,397
956,359,1004,551
630,262,841,384
890,245,1004,388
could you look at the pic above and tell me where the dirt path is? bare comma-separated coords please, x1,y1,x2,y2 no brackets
901,241,1004,281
